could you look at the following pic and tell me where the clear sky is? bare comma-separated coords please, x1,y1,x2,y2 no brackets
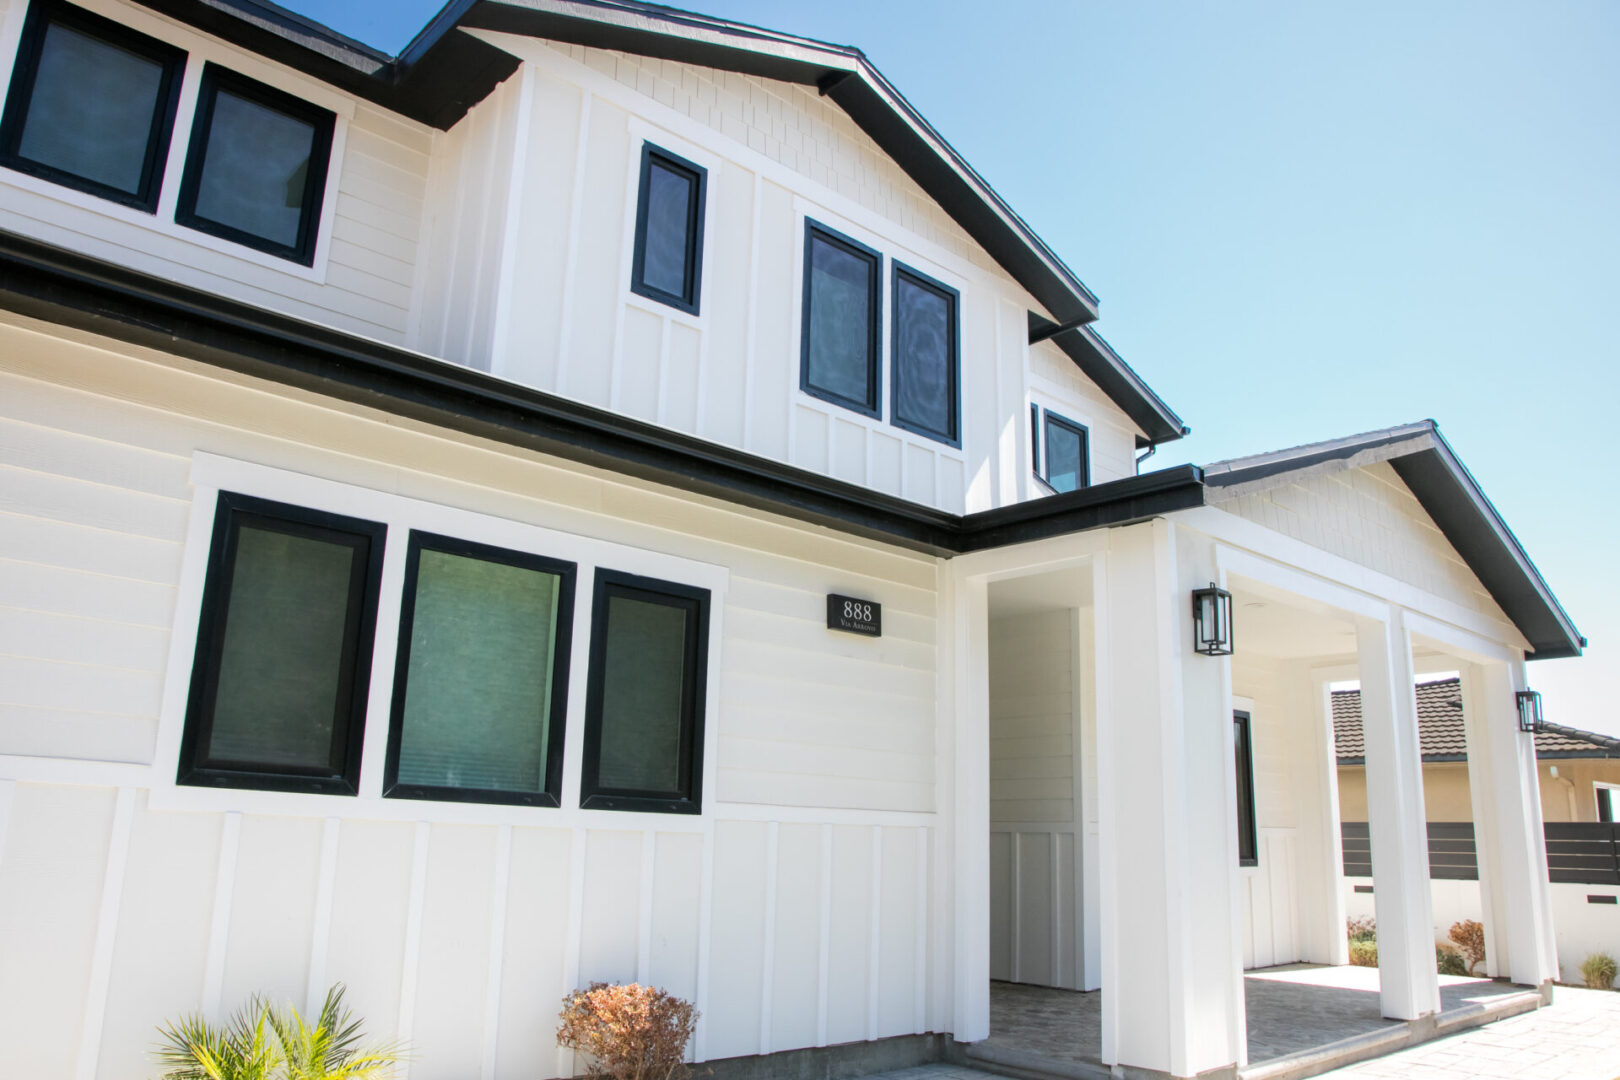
289,0,1618,734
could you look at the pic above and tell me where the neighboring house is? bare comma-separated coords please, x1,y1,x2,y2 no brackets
0,2,1586,1080
1334,679,1620,982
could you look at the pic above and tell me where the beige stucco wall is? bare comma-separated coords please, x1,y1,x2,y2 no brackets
1338,758,1620,824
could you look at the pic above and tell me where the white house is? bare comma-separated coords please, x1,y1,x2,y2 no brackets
0,2,1584,1079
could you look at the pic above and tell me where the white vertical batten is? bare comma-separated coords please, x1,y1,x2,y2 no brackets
815,823,832,1046
1050,831,1062,985
636,828,656,982
0,779,13,872
396,820,432,1078
554,92,594,397
560,825,589,1078
740,171,761,449
75,785,135,1080
691,820,716,1063
480,824,513,1080
912,825,928,1035
866,825,883,1041
487,65,536,379
756,820,779,1054
304,817,342,1013
1009,833,1022,983
202,811,242,1022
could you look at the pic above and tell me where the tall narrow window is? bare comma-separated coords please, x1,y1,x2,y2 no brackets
384,533,576,806
1030,404,1042,479
631,143,706,314
801,220,880,416
891,263,960,446
0,0,185,210
177,493,385,794
1042,411,1090,493
581,570,710,814
1234,710,1258,867
1599,787,1615,824
176,64,334,264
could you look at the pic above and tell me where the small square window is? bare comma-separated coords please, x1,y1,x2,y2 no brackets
176,64,334,264
581,570,710,814
631,143,706,313
1042,411,1090,494
1234,711,1258,867
383,532,576,807
891,263,960,446
177,493,385,794
801,220,881,416
0,0,185,210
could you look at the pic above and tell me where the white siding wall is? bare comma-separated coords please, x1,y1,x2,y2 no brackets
1233,665,1301,971
0,323,944,1077
987,609,1082,989
0,0,434,345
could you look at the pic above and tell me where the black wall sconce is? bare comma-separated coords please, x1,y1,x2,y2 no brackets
1516,690,1543,733
1192,583,1234,656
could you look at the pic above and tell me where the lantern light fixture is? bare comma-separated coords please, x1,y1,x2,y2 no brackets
1516,690,1543,733
1192,582,1234,656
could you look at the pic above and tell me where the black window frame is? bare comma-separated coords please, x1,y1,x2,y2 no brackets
1030,403,1042,479
1234,710,1258,867
1599,786,1614,824
176,491,386,795
174,62,335,265
1041,409,1091,493
629,142,706,315
889,261,961,447
0,0,186,212
381,530,577,808
580,569,710,815
799,218,882,418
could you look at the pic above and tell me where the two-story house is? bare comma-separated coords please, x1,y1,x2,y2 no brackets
0,2,1584,1079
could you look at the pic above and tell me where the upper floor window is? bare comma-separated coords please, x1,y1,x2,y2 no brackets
1040,408,1090,493
631,142,706,314
891,263,960,447
801,219,880,417
1234,710,1258,867
176,64,334,265
0,0,184,211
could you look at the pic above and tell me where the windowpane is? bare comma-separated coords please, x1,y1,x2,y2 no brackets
191,89,317,250
893,271,956,441
805,231,876,408
203,520,368,772
1045,416,1086,493
642,161,694,298
597,594,687,793
1235,713,1258,866
392,544,568,799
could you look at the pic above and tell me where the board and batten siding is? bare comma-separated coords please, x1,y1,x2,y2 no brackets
0,320,944,1079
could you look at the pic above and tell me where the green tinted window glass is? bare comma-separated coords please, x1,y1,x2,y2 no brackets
596,594,688,794
394,546,564,795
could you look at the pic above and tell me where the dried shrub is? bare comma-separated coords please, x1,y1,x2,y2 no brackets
1346,916,1376,944
1436,943,1468,976
557,982,698,1080
1580,952,1617,990
1448,920,1486,976
1348,939,1379,968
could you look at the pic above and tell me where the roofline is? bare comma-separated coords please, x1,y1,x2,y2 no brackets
129,0,1188,446
1206,421,1584,661
0,230,1204,556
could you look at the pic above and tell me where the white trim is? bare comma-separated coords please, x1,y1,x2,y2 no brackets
636,828,656,982
74,785,135,1080
866,825,882,1041
814,823,832,1047
0,779,13,869
487,65,537,380
395,820,431,1075
480,823,513,1080
912,824,928,1034
304,816,342,1014
756,820,779,1054
553,91,593,399
202,810,241,1021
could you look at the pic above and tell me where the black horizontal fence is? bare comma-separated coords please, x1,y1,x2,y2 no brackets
1342,821,1620,886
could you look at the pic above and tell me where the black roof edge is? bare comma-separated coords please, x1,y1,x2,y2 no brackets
1206,422,1584,662
1027,312,1187,446
0,230,1202,557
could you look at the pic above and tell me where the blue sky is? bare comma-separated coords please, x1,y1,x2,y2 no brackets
291,0,1618,733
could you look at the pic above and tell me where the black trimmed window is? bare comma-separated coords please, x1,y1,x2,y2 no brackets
581,570,710,814
801,220,881,416
383,532,576,807
0,0,184,211
630,143,706,314
1041,410,1090,494
890,262,960,446
1599,786,1615,824
1234,710,1258,867
177,492,385,794
176,63,334,264
1030,403,1042,479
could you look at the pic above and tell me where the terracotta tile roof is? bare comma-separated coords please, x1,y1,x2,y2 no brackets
1332,678,1620,762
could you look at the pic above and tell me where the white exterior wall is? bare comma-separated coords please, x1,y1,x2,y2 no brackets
0,320,946,1078
0,0,434,345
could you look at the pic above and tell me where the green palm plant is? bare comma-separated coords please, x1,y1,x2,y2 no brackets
154,986,402,1080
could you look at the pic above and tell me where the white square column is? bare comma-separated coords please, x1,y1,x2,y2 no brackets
1355,607,1442,1020
1459,661,1558,987
1095,520,1245,1077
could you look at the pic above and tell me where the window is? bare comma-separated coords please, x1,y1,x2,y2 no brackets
1042,410,1090,493
176,63,334,264
630,143,706,313
581,570,710,814
890,263,960,446
1030,403,1041,479
801,220,881,416
177,493,385,794
1234,710,1258,867
1599,785,1615,824
383,533,576,807
0,0,184,211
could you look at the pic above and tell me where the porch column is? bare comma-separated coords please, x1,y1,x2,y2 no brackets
1355,607,1441,1020
1096,520,1244,1077
1459,661,1558,987
951,570,992,1041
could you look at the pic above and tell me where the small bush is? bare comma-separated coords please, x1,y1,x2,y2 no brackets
1448,920,1486,976
1580,952,1617,990
558,982,698,1080
1348,939,1379,967
153,984,401,1080
1436,943,1468,976
1346,916,1376,944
